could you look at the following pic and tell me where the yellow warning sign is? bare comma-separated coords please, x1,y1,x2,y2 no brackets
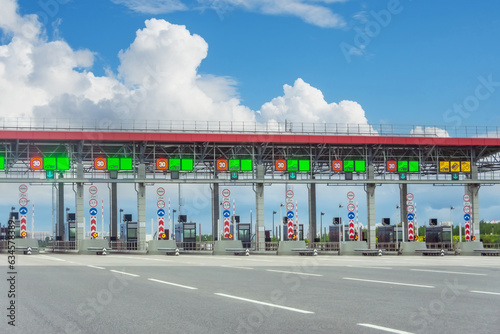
450,161,460,172
439,161,450,173
461,161,471,173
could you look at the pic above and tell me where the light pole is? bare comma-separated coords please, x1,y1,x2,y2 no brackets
338,204,343,244
272,211,277,240
320,212,325,242
172,209,177,225
450,206,455,245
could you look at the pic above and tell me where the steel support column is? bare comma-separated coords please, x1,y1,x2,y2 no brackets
212,183,219,241
366,183,376,249
399,183,408,241
57,182,65,240
308,182,317,243
110,183,118,240
255,164,265,251
137,182,146,250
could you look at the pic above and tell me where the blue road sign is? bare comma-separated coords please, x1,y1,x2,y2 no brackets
19,207,28,215
287,211,294,219
223,210,231,218
407,213,415,221
157,209,165,217
464,214,471,221
89,208,98,216
347,212,355,220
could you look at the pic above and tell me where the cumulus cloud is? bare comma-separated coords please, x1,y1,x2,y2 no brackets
1,0,369,129
410,126,450,138
259,78,372,132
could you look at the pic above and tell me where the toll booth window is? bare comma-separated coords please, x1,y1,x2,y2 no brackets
128,229,137,239
238,229,250,241
184,229,195,239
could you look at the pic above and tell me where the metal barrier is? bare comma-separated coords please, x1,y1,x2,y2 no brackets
483,243,500,249
308,242,340,251
47,241,77,251
175,241,214,252
2,117,499,138
426,242,454,251
110,241,145,251
376,242,400,252
264,242,279,251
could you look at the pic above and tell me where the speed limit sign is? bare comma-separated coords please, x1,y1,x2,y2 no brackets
222,201,231,210
89,199,98,208
286,202,294,211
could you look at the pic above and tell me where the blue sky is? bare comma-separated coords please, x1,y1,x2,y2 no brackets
6,0,500,126
1,0,500,234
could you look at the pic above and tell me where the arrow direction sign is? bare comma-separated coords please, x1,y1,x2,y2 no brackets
157,209,166,217
19,207,28,215
223,210,231,218
407,213,415,221
287,211,294,219
89,208,98,216
464,214,471,221
347,212,355,220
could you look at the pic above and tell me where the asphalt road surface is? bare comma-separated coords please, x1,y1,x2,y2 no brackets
2,253,500,333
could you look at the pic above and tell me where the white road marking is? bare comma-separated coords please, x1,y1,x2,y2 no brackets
220,265,254,270
358,323,414,334
214,293,314,314
38,255,67,262
347,265,393,270
266,269,322,277
87,265,106,270
110,270,139,277
411,269,486,276
343,277,434,289
470,290,500,296
148,278,198,290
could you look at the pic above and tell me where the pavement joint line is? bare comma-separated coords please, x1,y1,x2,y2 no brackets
343,277,435,289
110,270,140,277
470,290,500,296
148,278,198,290
214,293,314,314
266,269,323,277
87,265,106,270
411,269,487,276
220,265,254,270
347,265,393,270
358,323,414,334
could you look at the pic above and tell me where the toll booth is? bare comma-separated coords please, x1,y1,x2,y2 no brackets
237,223,251,248
67,213,76,241
265,230,271,242
183,223,196,250
425,226,452,246
329,225,349,242
377,226,403,243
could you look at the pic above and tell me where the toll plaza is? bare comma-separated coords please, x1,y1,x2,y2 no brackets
0,120,499,256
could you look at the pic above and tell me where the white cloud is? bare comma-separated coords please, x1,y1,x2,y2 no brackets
410,126,450,138
259,78,373,132
1,1,369,129
113,0,346,28
110,0,187,14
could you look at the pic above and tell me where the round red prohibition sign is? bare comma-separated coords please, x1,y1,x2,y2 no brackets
89,199,98,208
286,190,294,198
222,201,231,210
89,186,98,195
387,160,397,172
217,159,228,171
332,160,343,172
347,203,355,212
275,159,286,171
407,205,415,213
156,158,168,170
157,187,165,197
94,157,107,170
19,184,28,193
286,202,294,211
30,157,43,170
347,191,355,200
222,188,231,197
19,198,28,206
157,200,166,209
406,193,414,202
463,194,470,202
